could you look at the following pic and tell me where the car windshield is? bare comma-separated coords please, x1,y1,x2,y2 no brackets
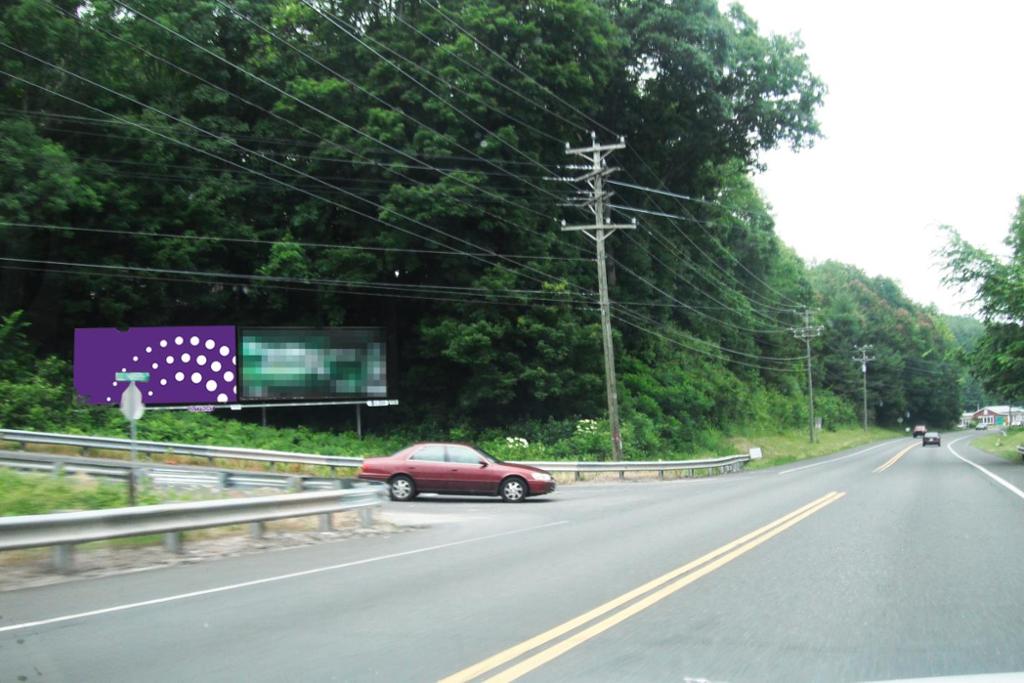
475,448,501,464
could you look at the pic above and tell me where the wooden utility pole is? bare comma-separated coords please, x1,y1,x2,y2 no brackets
853,344,875,430
562,134,635,460
791,309,823,443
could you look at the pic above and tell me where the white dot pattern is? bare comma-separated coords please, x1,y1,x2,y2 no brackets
119,334,237,406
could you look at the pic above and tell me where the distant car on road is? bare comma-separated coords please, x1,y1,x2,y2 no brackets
357,443,555,503
975,423,988,430
912,425,927,437
923,432,941,446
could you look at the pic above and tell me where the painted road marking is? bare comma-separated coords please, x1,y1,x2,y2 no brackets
778,440,900,475
441,491,845,683
949,436,1024,502
0,520,569,635
873,442,918,473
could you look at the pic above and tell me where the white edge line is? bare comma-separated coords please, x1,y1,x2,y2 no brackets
0,520,569,634
777,440,901,475
948,436,1024,501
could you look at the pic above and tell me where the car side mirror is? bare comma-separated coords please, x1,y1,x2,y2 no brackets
479,461,488,468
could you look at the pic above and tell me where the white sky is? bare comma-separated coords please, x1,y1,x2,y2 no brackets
730,0,1024,316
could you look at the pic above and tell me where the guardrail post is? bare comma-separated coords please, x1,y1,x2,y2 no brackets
359,507,373,528
53,461,66,478
574,471,581,482
658,469,664,481
340,479,353,489
250,521,264,539
287,476,302,493
52,544,74,573
318,513,333,532
618,470,625,481
164,531,183,554
218,471,230,490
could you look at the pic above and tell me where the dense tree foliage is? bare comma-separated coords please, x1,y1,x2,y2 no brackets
943,198,1024,405
0,0,970,451
809,263,962,428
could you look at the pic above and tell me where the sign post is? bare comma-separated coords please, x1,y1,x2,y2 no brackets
117,372,148,505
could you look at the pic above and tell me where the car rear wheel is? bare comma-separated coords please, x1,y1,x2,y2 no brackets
389,475,416,502
500,477,527,503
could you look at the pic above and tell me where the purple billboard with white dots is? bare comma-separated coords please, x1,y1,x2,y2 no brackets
74,326,238,405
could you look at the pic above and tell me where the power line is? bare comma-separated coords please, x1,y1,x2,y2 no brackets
1,43,596,296
0,256,597,301
288,0,564,181
421,0,620,139
611,309,803,373
0,222,591,262
0,263,599,310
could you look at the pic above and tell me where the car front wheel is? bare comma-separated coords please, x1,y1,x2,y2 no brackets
389,475,417,502
500,477,527,503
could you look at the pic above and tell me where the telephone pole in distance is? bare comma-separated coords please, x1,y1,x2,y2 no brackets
562,133,635,460
853,344,875,430
791,308,823,443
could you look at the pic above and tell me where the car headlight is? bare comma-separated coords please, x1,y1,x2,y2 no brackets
530,472,553,482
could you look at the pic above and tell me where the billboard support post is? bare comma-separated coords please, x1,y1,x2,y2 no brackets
356,404,363,440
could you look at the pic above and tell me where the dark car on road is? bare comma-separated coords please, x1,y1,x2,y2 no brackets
357,443,555,502
923,431,941,446
912,425,927,437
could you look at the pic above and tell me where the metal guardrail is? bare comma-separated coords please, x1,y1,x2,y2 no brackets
0,487,386,572
0,450,350,492
512,455,750,480
0,428,753,481
0,429,362,469
1016,444,1024,460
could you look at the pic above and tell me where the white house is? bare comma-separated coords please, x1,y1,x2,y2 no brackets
967,406,1024,427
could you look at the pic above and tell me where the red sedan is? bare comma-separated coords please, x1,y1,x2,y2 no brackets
357,443,555,503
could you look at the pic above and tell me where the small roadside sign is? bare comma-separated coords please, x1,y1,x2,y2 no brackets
115,371,150,382
119,382,145,421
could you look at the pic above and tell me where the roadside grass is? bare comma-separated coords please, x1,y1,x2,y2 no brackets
0,468,373,567
731,426,902,470
970,428,1024,461
0,467,217,516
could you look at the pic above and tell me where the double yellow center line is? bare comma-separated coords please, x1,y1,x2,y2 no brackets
441,490,846,683
873,442,917,473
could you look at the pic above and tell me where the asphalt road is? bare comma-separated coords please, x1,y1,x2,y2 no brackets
3,432,1024,682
